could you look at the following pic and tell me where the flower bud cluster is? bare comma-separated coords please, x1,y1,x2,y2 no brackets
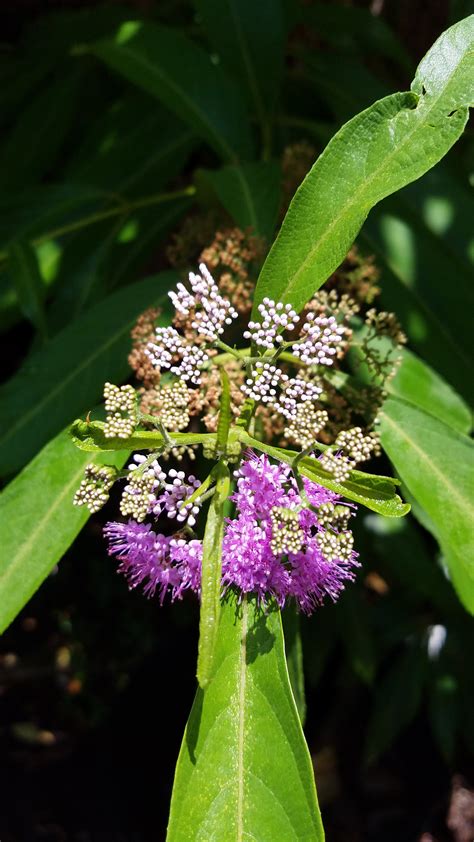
317,529,354,562
120,457,166,522
242,362,288,403
292,313,346,366
284,405,328,449
270,506,304,555
335,427,380,463
169,262,238,341
74,464,117,513
243,298,299,349
156,469,202,527
159,381,190,431
276,376,323,421
146,326,209,384
316,501,352,532
319,451,352,483
103,382,137,439
365,308,407,346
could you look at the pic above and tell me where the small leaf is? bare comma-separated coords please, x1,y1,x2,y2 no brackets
253,16,474,314
168,595,324,840
0,428,127,634
8,240,48,339
94,21,254,162
197,161,281,240
70,419,214,454
0,271,177,476
380,397,474,613
197,462,230,688
239,431,410,518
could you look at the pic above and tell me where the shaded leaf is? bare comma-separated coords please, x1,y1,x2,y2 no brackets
8,240,48,340
380,398,474,613
168,595,323,840
253,16,474,314
282,606,307,724
0,429,126,634
197,161,281,240
0,272,177,476
94,21,254,162
196,0,285,146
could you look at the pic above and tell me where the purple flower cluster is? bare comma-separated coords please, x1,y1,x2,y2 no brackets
104,453,359,614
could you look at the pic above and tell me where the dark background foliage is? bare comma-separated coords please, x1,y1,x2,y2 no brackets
0,1,472,840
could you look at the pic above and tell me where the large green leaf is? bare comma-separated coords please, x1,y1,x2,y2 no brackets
380,398,474,614
0,429,126,635
167,595,324,840
93,21,254,162
387,349,471,435
0,272,176,476
253,16,474,314
197,161,281,240
195,0,285,149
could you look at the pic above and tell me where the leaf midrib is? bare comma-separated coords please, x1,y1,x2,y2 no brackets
264,51,466,305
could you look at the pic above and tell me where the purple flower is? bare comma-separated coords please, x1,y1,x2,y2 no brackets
104,452,359,614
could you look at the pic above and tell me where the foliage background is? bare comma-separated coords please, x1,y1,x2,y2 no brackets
0,1,472,840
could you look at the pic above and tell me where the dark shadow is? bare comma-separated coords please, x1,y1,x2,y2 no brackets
185,687,203,766
245,605,277,665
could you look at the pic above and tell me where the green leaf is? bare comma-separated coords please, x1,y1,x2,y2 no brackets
387,349,471,435
93,21,254,162
8,240,48,340
197,161,281,240
365,642,426,763
195,0,285,149
167,595,324,840
0,272,177,477
282,606,307,725
239,431,410,518
0,428,127,635
197,462,230,688
253,16,474,314
380,398,474,613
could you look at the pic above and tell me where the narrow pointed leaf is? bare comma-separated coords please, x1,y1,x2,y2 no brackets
168,595,324,840
380,398,474,613
93,21,254,162
253,16,474,314
0,429,127,634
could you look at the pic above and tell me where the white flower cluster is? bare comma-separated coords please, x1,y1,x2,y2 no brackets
316,502,352,532
103,382,136,439
169,262,238,341
146,326,209,384
244,298,299,349
242,362,288,403
74,464,116,513
276,376,323,421
159,381,190,431
319,451,352,483
292,313,346,366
